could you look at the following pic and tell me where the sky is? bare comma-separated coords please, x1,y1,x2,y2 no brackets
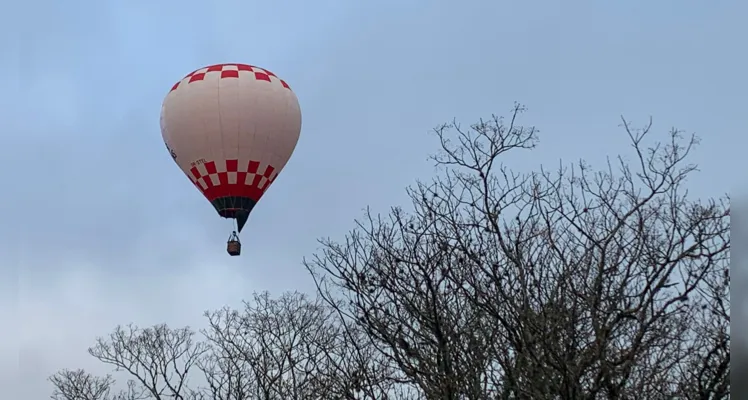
2,0,744,398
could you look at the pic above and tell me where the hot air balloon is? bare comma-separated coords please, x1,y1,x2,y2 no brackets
160,63,301,256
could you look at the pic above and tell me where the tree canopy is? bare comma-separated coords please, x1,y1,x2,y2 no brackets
50,106,730,400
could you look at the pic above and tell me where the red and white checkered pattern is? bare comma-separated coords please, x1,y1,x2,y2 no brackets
169,63,291,93
188,159,278,202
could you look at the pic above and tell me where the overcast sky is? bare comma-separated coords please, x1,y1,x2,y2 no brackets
2,0,744,398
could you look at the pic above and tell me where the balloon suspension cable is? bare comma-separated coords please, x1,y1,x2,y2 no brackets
228,219,239,242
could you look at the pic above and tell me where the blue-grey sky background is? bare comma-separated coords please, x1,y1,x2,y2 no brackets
2,0,743,397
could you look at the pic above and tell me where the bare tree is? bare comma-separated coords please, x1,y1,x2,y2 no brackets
673,257,730,399
201,291,331,399
306,105,730,399
86,324,208,400
306,296,413,400
200,291,395,400
49,369,143,400
193,346,255,400
50,292,389,400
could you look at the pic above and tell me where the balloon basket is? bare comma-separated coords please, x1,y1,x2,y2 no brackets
227,240,241,256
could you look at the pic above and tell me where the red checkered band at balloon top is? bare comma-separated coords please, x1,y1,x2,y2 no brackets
189,160,277,202
169,64,291,92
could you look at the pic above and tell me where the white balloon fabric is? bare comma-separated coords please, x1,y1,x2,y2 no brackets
160,63,302,231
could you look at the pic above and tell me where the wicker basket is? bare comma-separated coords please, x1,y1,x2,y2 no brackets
227,240,242,256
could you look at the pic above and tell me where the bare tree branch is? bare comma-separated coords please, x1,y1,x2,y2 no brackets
49,369,145,400
87,324,208,400
306,107,730,399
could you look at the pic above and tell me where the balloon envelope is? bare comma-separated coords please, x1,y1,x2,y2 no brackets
160,63,301,231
